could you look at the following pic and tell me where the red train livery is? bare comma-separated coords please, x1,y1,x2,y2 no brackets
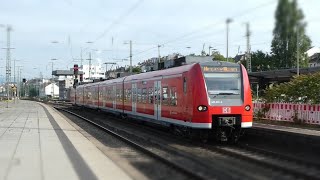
70,61,253,142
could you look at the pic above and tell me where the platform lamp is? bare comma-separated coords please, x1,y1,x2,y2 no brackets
51,58,58,100
226,18,233,62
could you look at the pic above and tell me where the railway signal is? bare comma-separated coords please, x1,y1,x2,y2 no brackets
73,64,79,88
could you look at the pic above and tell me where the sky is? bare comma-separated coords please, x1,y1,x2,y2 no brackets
0,0,319,81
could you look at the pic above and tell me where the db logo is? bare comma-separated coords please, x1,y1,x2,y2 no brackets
222,107,231,114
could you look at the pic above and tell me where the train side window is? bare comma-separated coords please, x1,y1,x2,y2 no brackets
132,88,136,102
137,89,141,103
162,87,168,105
183,77,187,94
107,89,111,100
113,88,116,101
171,87,177,106
127,89,132,101
148,88,153,103
123,89,127,102
142,88,147,103
116,89,119,101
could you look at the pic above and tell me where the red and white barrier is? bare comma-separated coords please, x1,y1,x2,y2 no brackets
253,102,320,125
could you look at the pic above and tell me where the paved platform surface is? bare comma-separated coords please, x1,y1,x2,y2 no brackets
254,122,320,137
0,100,132,180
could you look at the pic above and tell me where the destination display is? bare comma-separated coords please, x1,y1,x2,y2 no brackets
202,66,240,73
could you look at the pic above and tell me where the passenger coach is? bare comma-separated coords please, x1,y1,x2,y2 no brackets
70,61,253,142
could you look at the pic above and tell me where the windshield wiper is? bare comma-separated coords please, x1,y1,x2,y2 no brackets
218,92,233,95
217,92,240,95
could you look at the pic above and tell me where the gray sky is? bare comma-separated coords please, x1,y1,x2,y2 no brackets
0,0,319,80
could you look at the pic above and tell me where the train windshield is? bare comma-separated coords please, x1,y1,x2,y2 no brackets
204,73,241,95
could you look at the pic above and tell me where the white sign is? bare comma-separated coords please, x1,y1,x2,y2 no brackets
223,107,231,114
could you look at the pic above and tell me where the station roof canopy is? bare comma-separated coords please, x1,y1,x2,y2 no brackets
52,70,83,76
248,66,320,83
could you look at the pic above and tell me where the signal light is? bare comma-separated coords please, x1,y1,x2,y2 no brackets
245,105,251,111
80,74,83,82
73,64,79,76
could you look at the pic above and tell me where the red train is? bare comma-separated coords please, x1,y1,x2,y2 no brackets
70,61,253,142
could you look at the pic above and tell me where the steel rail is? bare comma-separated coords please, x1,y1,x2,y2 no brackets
54,106,206,180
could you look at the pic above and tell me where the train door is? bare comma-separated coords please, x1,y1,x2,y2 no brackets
154,81,161,120
102,86,106,108
112,85,116,109
132,83,137,114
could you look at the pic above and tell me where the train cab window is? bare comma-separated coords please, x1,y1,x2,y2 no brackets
183,77,187,94
142,88,147,103
148,88,153,103
170,87,178,106
162,87,168,105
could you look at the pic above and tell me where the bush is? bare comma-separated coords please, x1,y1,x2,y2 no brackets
264,72,320,104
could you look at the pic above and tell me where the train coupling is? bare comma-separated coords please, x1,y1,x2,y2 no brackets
218,117,236,126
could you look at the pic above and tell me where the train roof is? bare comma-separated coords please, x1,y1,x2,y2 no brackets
77,60,241,87
124,63,197,81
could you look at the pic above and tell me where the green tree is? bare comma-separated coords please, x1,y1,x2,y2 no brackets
251,51,275,71
132,66,141,73
264,72,320,104
29,86,38,97
271,0,311,69
212,51,227,61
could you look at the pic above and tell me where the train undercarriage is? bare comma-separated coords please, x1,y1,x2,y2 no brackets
171,115,244,143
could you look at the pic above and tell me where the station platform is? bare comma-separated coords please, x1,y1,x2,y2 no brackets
0,100,132,180
253,122,320,137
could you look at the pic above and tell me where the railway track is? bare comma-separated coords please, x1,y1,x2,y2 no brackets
54,106,207,180
204,145,320,180
55,104,320,179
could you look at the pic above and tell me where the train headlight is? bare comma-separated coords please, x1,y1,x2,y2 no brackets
245,105,251,111
197,105,208,112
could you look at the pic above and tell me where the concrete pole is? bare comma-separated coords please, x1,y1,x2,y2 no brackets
129,40,132,73
245,23,252,72
52,62,54,99
226,18,232,62
297,29,299,76
88,52,92,79
6,25,12,108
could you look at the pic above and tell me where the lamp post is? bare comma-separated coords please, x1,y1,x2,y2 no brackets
208,46,213,56
186,46,191,55
124,41,132,73
226,18,233,62
19,68,23,98
296,26,300,76
15,66,23,100
50,58,57,99
33,67,41,98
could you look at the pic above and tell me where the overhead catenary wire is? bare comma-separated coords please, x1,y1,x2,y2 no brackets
126,0,277,59
83,0,144,52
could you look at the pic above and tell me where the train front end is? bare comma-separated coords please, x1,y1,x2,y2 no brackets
197,61,253,142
